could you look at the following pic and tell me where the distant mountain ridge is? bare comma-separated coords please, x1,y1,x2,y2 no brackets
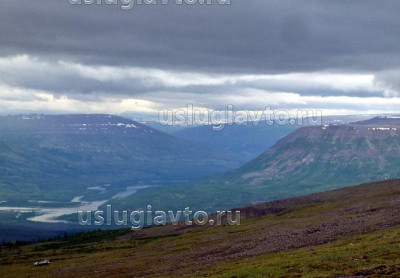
353,115,400,126
173,114,377,163
0,114,157,135
111,119,400,212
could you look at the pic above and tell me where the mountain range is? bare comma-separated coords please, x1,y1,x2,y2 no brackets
172,114,374,163
109,116,400,213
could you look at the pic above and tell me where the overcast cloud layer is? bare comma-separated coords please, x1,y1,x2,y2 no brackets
0,0,400,117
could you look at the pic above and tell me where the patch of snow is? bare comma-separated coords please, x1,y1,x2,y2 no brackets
368,127,397,131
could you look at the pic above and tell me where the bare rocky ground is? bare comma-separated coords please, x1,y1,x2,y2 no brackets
116,179,400,275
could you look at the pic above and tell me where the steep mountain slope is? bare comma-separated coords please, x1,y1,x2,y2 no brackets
110,117,400,212
239,120,400,187
174,123,298,163
0,114,240,204
4,179,400,277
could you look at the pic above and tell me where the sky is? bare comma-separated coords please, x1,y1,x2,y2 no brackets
0,0,400,118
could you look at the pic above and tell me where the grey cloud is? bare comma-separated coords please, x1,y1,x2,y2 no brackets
0,1,400,74
0,56,383,105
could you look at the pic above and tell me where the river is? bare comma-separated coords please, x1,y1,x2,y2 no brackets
0,185,151,223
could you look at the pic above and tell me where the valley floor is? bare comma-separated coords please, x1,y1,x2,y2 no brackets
2,179,400,277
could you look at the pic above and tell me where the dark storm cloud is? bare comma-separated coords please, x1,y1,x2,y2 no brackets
1,0,400,74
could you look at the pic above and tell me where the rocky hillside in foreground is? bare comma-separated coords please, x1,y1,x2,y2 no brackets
109,116,400,213
3,179,400,277
0,114,241,204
